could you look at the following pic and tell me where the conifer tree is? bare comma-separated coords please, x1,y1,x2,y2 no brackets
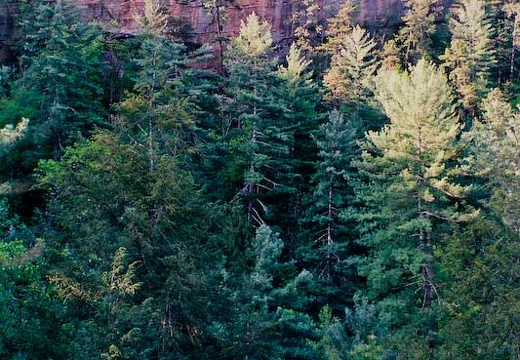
291,0,327,52
355,59,476,355
321,0,358,55
222,13,298,226
0,118,28,149
503,3,520,82
0,0,107,170
398,0,445,62
301,110,356,282
323,25,379,109
441,0,496,114
472,88,520,233
438,90,520,356
34,7,228,356
202,0,232,74
273,43,322,238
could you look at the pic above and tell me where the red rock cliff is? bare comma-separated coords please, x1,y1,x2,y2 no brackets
76,0,404,44
0,0,405,63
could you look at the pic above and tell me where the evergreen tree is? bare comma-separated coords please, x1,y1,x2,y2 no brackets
0,0,107,175
299,110,357,289
438,215,520,360
209,224,322,359
34,11,229,356
37,130,229,358
323,25,379,109
322,24,384,134
321,0,358,55
291,0,328,53
0,118,28,149
441,0,496,114
471,88,520,233
503,2,520,83
398,0,446,63
0,197,69,359
439,90,520,357
273,43,322,239
221,13,298,226
355,59,476,356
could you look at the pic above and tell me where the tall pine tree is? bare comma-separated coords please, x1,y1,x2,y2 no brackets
355,59,477,356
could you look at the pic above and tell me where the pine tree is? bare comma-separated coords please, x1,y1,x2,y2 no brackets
273,43,322,238
134,0,169,35
0,0,107,170
471,88,520,233
291,0,328,53
221,13,297,226
323,25,379,109
33,10,229,356
355,59,477,355
301,110,357,283
441,0,496,114
398,0,445,62
115,34,193,173
202,0,232,74
321,0,358,55
503,3,520,82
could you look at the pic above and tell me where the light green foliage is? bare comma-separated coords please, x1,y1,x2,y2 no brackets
442,0,496,112
277,43,312,82
232,12,272,57
472,88,520,233
324,25,379,107
134,0,168,34
0,117,28,149
253,224,283,275
321,0,358,54
355,59,476,353
292,0,327,52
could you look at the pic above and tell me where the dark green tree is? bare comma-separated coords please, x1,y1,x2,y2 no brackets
398,0,446,63
34,12,230,356
0,0,107,175
299,110,358,296
220,13,301,227
0,197,70,360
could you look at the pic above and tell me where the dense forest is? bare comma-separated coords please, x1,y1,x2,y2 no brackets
0,0,519,358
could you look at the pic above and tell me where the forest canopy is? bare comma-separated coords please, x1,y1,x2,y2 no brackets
0,0,519,359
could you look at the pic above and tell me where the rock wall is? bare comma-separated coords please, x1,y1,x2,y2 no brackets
0,0,406,64
75,0,404,43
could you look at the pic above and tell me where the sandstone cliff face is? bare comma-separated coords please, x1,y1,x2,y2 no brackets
0,0,405,63
76,0,403,44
